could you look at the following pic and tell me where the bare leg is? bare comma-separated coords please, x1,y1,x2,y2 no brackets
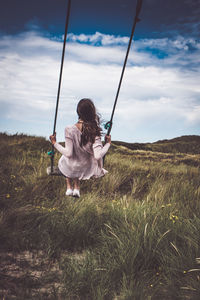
66,177,73,190
74,178,80,190
73,178,80,197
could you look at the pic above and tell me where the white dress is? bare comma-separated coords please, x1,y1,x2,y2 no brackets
54,125,110,180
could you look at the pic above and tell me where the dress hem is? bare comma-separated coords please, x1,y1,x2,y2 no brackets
58,165,108,180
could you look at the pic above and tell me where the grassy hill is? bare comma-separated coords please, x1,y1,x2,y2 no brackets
0,133,200,299
113,135,200,154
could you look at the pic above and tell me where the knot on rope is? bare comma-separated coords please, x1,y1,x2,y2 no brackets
47,150,55,157
104,121,112,130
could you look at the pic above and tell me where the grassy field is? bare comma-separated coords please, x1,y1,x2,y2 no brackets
0,132,200,299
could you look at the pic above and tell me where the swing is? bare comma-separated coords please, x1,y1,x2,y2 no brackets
47,0,143,176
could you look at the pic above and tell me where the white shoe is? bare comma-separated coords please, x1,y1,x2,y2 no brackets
73,189,80,198
66,189,73,196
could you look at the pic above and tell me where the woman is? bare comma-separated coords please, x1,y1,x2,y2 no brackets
49,98,111,197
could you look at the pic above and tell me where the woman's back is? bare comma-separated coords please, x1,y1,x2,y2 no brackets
54,124,110,180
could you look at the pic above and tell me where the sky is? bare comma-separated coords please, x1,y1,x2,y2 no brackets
0,0,200,143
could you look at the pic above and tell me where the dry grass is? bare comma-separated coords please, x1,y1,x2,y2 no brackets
0,132,200,299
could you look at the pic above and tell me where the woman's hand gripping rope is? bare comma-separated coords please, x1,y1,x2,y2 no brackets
49,133,56,145
105,135,111,144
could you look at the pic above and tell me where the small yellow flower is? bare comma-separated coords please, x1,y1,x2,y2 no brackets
183,270,187,274
150,284,153,288
11,175,16,179
167,203,172,207
14,187,23,191
170,214,179,223
6,194,10,198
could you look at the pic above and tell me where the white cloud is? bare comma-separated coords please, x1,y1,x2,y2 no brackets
68,32,129,46
0,31,200,142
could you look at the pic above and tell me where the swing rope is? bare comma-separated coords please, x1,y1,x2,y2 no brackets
104,0,143,136
49,0,71,173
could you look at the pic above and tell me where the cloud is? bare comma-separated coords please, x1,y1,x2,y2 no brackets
68,32,129,46
0,31,200,142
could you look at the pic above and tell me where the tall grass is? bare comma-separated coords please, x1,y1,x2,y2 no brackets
0,133,200,299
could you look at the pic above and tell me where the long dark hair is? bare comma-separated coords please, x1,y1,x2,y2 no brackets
77,98,102,146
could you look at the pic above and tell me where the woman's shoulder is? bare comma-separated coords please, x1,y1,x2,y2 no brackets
93,135,102,145
65,124,81,137
64,125,76,137
65,125,73,131
65,125,79,132
94,135,102,140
